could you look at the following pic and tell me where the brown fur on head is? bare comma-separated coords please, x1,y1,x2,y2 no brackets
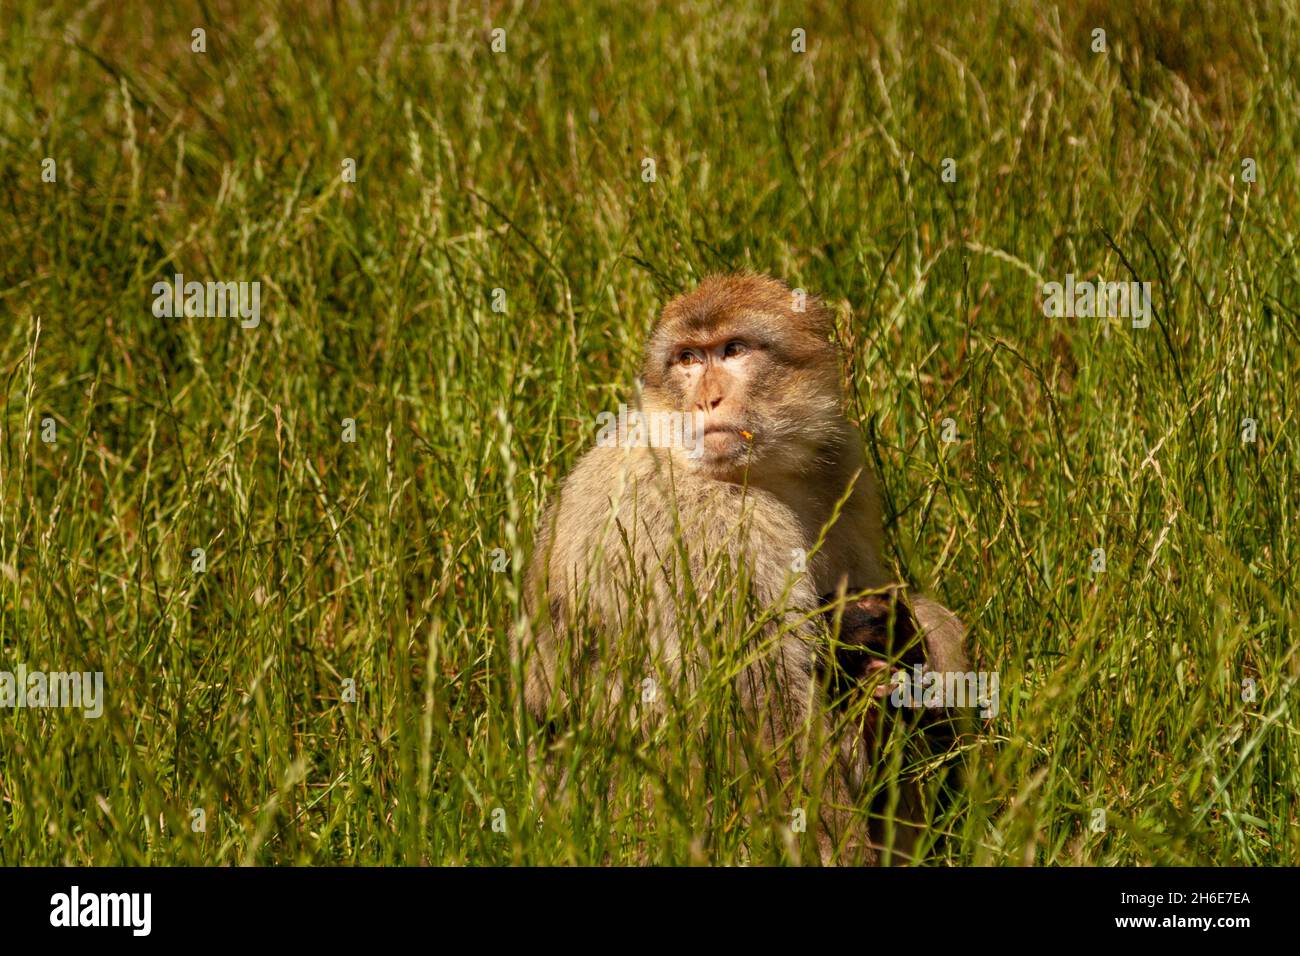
639,273,847,482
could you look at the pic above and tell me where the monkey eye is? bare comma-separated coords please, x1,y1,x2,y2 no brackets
723,340,749,358
676,349,701,366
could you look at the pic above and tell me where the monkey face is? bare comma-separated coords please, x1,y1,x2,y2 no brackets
665,337,763,472
640,274,845,483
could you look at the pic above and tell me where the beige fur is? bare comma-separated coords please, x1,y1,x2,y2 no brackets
513,273,968,864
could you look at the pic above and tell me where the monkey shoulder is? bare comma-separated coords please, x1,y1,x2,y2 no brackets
536,446,657,575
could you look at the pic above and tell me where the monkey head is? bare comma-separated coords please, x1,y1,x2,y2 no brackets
638,273,847,484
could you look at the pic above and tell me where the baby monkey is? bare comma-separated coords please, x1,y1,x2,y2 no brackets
514,273,969,863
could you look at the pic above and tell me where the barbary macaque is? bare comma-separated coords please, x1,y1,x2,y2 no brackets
513,273,970,863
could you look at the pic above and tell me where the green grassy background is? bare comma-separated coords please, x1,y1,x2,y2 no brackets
0,0,1296,864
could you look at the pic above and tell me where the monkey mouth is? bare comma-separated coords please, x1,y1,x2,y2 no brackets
700,425,754,454
690,426,758,473
702,424,754,440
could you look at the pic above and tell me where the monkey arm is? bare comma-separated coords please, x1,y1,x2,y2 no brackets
908,594,970,673
513,450,655,726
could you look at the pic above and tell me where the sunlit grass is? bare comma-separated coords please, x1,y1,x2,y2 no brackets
0,0,1295,865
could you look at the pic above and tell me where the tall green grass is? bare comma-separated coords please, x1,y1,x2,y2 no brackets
0,0,1295,864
